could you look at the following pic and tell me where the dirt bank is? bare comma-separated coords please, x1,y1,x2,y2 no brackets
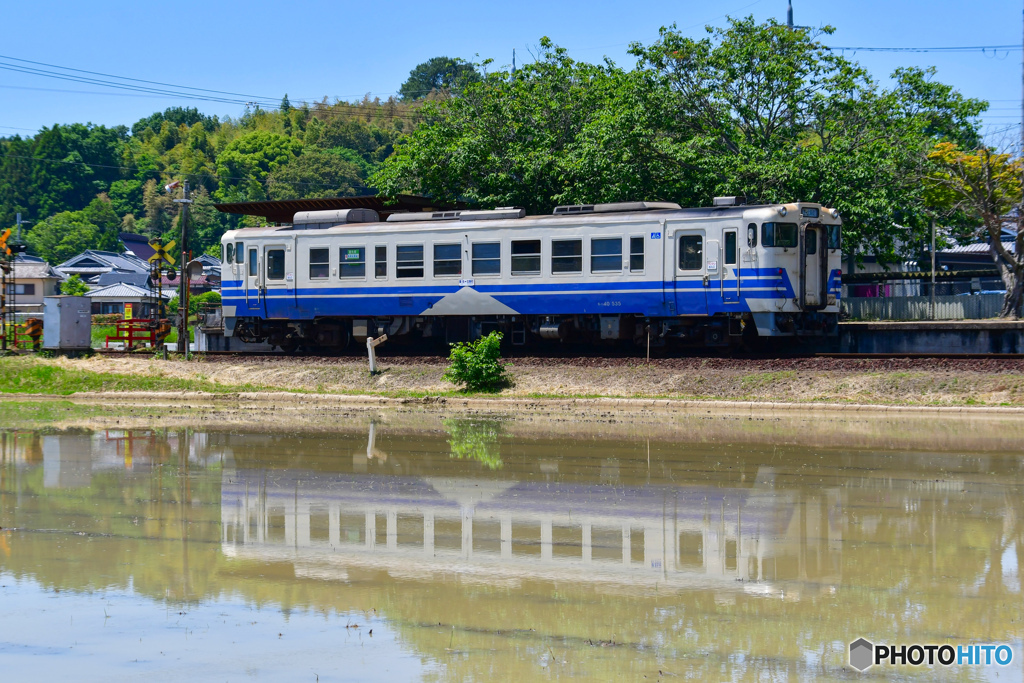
33,353,1024,407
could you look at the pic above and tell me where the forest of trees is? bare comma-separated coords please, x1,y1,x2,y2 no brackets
0,20,993,268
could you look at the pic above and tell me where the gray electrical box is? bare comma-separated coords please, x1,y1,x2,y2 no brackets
43,296,92,350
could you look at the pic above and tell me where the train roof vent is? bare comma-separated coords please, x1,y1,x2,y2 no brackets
386,210,463,222
458,207,525,221
553,201,681,215
292,208,380,228
712,196,746,207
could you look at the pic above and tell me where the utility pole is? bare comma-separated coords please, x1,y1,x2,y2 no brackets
173,181,192,359
930,217,937,320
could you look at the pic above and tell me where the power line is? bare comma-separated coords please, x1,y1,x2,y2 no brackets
826,44,1022,54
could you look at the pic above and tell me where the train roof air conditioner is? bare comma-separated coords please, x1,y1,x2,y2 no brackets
291,208,380,229
552,201,681,215
387,207,525,222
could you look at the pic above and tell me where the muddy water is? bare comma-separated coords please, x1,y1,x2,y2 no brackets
1,416,1022,681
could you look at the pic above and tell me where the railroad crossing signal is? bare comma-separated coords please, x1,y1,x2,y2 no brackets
148,239,177,266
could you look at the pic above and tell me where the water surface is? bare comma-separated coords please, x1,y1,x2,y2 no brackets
1,414,1022,681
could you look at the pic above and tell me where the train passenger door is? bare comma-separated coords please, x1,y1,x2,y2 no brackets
721,228,740,305
670,227,708,315
802,226,822,308
245,246,261,311
262,244,290,317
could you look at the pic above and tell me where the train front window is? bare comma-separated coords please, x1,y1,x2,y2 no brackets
434,243,462,276
266,249,285,280
340,247,366,277
226,243,234,264
551,239,582,273
511,240,541,276
248,249,257,276
396,245,424,278
827,225,841,250
761,222,798,248
309,248,330,279
747,223,757,247
236,242,244,264
678,235,703,270
630,237,644,272
805,230,817,255
724,231,737,265
472,243,500,276
591,238,622,273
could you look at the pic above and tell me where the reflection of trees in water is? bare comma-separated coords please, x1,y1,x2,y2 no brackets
442,419,503,470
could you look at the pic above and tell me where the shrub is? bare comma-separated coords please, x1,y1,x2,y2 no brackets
442,331,511,392
60,274,90,296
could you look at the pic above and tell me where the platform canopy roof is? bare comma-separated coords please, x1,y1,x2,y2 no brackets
213,194,466,225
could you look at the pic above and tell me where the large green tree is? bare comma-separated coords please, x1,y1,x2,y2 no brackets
26,195,121,264
399,56,480,101
373,19,986,260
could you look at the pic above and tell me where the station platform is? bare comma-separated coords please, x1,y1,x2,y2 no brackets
839,319,1024,354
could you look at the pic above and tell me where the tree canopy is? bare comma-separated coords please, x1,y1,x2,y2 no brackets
399,57,481,100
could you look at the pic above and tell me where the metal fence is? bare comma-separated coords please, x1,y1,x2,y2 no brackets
841,294,1005,321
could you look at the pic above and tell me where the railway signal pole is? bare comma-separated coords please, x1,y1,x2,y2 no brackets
170,181,192,359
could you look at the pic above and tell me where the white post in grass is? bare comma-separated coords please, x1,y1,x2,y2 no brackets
367,334,388,375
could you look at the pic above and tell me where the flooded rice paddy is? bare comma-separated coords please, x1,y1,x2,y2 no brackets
1,408,1023,681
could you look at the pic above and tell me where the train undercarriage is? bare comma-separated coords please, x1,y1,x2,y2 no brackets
229,312,839,353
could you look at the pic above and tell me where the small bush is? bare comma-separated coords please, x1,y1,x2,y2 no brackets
442,331,512,392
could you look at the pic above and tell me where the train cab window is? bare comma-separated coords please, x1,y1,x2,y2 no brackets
551,239,582,273
724,231,737,265
396,245,424,278
340,247,366,277
511,240,541,276
747,223,757,248
591,238,622,273
434,243,462,276
309,248,330,279
266,249,285,280
762,222,798,248
248,249,258,276
472,243,500,276
226,243,234,264
805,230,817,255
629,237,644,272
678,235,703,270
236,242,244,264
375,246,387,279
827,225,841,250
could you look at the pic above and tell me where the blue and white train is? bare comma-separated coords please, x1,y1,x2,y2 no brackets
219,198,842,350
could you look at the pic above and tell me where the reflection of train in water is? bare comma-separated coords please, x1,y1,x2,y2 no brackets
221,463,843,595
219,198,842,351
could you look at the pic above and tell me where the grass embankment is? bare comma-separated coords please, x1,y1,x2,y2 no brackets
3,355,1024,407
0,356,269,395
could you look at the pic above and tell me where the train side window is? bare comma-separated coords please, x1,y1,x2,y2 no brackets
827,225,841,250
629,236,644,272
805,230,817,255
375,246,387,279
236,242,244,264
724,231,737,265
340,247,365,278
678,235,703,270
434,243,462,276
472,242,500,276
551,239,582,274
762,222,797,248
226,242,234,264
511,240,541,276
266,249,285,280
396,245,424,278
591,237,622,273
309,248,330,279
747,223,757,248
248,249,258,276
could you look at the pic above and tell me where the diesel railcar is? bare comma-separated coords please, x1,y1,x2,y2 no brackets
219,198,842,351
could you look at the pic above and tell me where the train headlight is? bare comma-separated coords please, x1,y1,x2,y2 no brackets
778,207,788,217
830,208,840,219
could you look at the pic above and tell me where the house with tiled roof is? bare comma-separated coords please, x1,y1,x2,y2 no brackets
86,282,171,317
55,250,151,285
9,255,61,313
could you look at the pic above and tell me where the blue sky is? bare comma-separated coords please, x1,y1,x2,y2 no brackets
1,0,1020,142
